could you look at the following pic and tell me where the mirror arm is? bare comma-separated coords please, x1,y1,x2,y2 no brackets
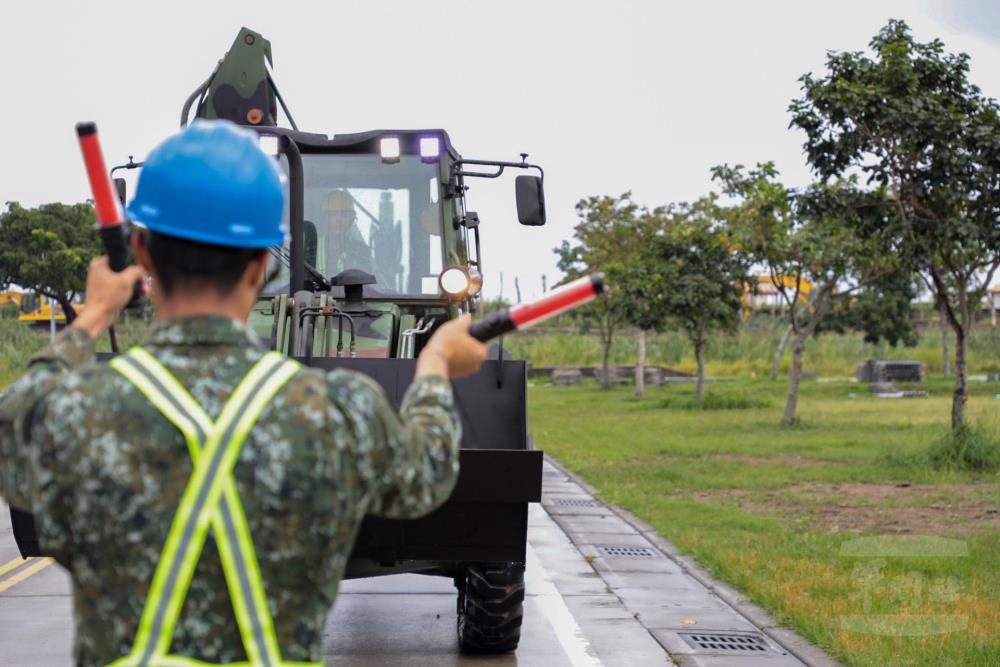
448,157,544,210
110,155,143,178
451,157,544,182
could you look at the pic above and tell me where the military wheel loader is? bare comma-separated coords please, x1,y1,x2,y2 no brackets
10,27,547,653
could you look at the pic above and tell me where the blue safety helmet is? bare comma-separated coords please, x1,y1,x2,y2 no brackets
126,119,286,248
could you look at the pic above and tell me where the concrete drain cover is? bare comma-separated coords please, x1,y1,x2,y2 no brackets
551,498,600,507
678,631,778,654
599,546,659,558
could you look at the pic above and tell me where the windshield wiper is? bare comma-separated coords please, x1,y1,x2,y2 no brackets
269,246,330,291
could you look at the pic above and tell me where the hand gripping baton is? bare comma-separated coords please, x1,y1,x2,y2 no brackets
469,273,605,342
76,122,142,302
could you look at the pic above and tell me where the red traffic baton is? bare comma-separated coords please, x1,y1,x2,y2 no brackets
76,122,130,274
469,273,605,342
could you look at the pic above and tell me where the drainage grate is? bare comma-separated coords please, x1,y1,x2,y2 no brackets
551,498,600,508
599,545,659,558
678,632,776,653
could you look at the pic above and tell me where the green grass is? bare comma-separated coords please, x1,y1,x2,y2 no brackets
0,318,51,387
530,377,1000,667
656,391,771,410
507,324,1000,377
0,316,149,387
925,424,1000,472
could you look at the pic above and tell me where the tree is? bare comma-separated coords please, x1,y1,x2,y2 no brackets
626,198,752,402
0,202,101,322
715,164,891,425
842,271,919,348
606,206,668,397
789,20,1000,431
817,268,920,348
554,193,639,389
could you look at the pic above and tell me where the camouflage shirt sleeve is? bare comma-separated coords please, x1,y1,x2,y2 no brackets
325,371,461,519
0,327,95,512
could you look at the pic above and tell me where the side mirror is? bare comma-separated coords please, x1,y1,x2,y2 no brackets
113,178,127,206
515,175,546,226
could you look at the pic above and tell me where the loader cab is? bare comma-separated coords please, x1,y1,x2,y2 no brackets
246,127,544,361
260,129,467,302
111,125,545,359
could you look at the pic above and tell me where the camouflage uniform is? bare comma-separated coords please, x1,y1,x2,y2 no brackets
0,315,460,666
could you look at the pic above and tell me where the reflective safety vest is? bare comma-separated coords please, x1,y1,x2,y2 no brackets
107,347,318,667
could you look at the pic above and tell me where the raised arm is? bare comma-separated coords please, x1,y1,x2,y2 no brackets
328,316,487,519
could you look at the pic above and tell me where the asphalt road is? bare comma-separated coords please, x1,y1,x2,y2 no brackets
1,461,822,666
0,499,668,667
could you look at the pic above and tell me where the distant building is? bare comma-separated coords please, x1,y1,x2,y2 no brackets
743,274,813,318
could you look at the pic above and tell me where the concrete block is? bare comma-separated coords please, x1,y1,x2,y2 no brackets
551,368,583,386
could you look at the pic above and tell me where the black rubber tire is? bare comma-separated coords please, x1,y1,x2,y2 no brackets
456,562,525,653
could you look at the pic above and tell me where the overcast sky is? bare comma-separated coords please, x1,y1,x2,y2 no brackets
2,0,998,301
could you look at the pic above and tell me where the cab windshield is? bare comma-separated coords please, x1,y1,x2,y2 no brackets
265,153,445,296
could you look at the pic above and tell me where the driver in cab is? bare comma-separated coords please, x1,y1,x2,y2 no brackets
320,190,374,275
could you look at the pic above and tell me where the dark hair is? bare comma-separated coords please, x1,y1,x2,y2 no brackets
144,230,264,297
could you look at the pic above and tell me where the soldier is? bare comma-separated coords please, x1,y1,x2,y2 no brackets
320,189,374,275
0,119,487,666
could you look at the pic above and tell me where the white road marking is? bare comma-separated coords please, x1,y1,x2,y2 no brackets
526,543,603,667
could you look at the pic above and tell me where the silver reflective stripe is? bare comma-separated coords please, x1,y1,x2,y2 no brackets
120,354,284,667
116,356,208,443
218,499,271,665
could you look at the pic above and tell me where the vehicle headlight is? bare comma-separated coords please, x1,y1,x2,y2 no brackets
420,136,440,162
380,136,401,164
258,134,280,156
439,265,482,300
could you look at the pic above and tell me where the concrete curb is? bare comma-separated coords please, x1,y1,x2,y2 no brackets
544,455,843,667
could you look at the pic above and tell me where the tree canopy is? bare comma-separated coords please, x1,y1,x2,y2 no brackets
555,193,640,387
789,19,1000,429
714,163,893,424
623,197,752,401
0,202,101,320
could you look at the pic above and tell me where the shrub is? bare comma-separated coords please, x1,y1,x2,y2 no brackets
656,392,771,411
926,424,1000,472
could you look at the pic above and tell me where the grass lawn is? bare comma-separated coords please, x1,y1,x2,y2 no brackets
0,314,148,387
529,376,1000,667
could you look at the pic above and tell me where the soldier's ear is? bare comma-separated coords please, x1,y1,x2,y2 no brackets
247,249,271,289
131,231,154,274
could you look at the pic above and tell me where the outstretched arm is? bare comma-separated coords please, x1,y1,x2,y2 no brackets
328,316,487,519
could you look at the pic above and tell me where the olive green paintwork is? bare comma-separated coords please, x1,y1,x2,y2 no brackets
197,27,277,126
198,27,473,359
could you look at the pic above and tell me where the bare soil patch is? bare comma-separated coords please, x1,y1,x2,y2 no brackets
694,482,1000,535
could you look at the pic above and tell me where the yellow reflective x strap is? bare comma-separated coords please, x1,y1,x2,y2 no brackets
114,349,284,665
109,349,316,667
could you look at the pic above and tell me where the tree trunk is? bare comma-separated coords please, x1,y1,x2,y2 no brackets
952,324,967,431
781,333,807,425
634,329,646,398
695,341,706,403
939,300,950,379
597,316,615,390
770,324,792,380
54,294,77,325
601,334,613,390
